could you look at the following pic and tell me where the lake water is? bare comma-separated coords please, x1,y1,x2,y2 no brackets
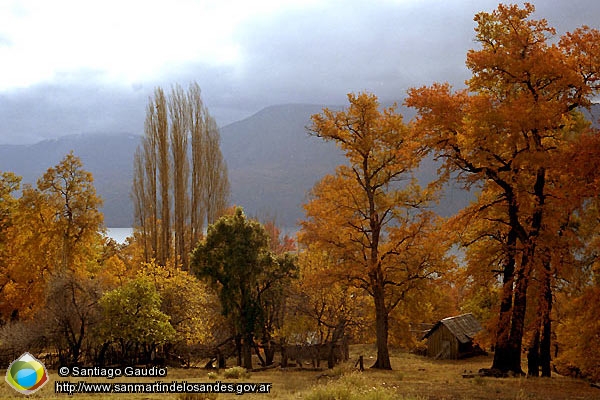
106,227,134,244
105,226,299,245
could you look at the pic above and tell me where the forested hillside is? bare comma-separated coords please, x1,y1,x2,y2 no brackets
0,102,479,227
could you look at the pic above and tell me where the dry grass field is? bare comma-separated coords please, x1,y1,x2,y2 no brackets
2,345,598,399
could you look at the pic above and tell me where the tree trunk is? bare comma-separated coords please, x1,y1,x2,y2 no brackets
95,342,110,366
217,350,226,369
492,229,517,372
235,335,242,367
507,167,545,375
371,280,391,369
527,323,540,377
507,257,530,375
540,260,553,377
253,341,266,367
242,333,253,370
262,339,275,366
70,316,85,366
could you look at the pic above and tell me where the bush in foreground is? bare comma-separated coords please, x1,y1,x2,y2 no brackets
306,372,423,400
222,366,250,379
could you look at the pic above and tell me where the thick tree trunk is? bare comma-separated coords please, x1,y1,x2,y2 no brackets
327,342,336,369
540,260,553,377
508,167,545,375
528,258,553,377
242,333,253,370
371,281,392,370
527,323,540,377
507,257,530,375
540,318,552,377
492,229,517,372
495,168,545,375
235,335,242,367
262,339,275,366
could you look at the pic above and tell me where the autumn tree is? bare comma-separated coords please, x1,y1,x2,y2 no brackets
255,218,297,366
0,172,20,267
0,172,20,250
0,185,58,320
555,284,600,381
135,87,170,265
190,207,297,370
37,151,104,271
300,93,449,369
98,277,176,364
549,135,600,380
0,155,108,366
406,3,600,374
554,214,600,381
42,271,102,366
140,261,223,357
0,154,104,321
133,82,229,269
285,246,369,349
169,86,190,268
0,172,24,320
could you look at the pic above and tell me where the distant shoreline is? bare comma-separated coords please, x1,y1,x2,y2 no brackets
105,227,299,245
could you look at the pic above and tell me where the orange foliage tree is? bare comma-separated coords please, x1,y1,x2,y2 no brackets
551,135,600,381
406,3,600,375
300,92,451,369
0,172,27,320
0,153,105,322
37,151,104,272
286,245,370,345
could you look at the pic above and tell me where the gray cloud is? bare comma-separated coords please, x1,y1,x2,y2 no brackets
1,0,599,144
0,84,147,143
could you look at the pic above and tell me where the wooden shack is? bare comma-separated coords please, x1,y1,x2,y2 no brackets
423,313,482,359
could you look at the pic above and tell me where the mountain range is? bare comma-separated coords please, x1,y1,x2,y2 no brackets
9,101,596,228
220,104,347,227
0,133,139,227
0,104,350,228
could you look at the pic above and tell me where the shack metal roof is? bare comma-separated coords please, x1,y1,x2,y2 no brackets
423,313,483,344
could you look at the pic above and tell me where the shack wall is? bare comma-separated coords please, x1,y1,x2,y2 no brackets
426,325,459,359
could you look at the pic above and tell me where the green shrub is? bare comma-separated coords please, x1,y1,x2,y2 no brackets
222,366,250,379
207,371,218,380
306,372,413,400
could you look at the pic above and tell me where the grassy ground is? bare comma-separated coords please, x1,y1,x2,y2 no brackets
2,345,598,399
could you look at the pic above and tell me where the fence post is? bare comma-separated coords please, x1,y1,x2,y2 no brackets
354,355,364,371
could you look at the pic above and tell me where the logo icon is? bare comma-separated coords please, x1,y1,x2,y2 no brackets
5,352,49,395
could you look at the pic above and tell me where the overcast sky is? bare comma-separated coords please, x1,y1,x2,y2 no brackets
0,0,599,144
